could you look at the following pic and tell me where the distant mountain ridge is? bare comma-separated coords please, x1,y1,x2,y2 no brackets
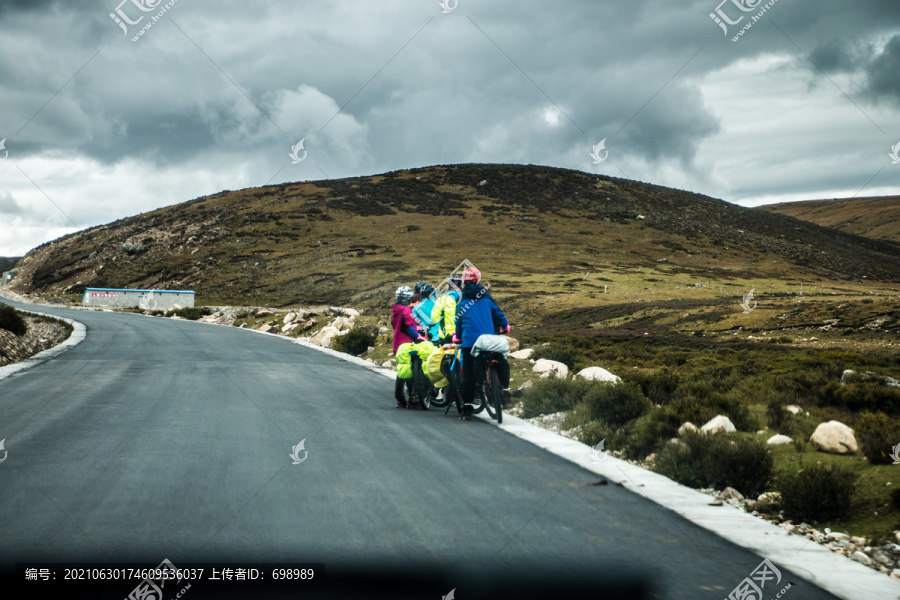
9,164,900,311
759,196,900,242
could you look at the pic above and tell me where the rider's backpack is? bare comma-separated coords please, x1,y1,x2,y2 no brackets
471,334,510,357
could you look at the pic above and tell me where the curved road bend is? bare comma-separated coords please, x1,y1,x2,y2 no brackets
0,299,842,599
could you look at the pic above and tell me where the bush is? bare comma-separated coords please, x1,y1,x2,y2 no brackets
855,412,900,465
653,431,773,498
171,307,212,320
577,383,651,426
621,367,680,404
818,380,900,415
776,463,858,522
519,378,594,418
0,305,27,336
332,328,377,357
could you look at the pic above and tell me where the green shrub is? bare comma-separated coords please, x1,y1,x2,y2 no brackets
653,431,773,498
171,307,212,320
0,305,27,336
332,328,377,356
578,383,651,426
818,380,900,415
855,412,900,465
621,367,680,404
519,378,594,418
776,463,858,522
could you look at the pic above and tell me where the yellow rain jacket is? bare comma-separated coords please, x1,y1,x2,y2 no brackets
431,291,460,339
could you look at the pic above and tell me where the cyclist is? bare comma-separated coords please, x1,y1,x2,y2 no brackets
391,285,425,408
454,267,510,421
412,281,440,341
431,274,462,343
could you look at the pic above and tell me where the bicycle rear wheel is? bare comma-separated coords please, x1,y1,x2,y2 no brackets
483,367,497,420
488,364,503,424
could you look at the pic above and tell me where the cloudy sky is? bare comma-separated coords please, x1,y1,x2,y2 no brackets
1,0,899,256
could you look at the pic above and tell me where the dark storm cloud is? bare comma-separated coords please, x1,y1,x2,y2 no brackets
1,0,899,254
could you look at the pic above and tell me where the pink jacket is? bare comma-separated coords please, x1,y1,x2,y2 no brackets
391,303,420,354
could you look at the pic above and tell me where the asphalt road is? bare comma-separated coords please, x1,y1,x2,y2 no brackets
0,299,843,600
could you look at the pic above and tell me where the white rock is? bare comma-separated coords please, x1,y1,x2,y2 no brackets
379,327,389,334
309,326,341,348
503,336,520,353
852,551,872,566
718,487,744,502
328,316,355,332
516,380,534,392
575,367,621,383
282,323,298,334
510,349,534,360
533,359,569,379
767,434,793,445
758,492,781,504
701,415,736,434
677,422,698,438
809,421,858,454
785,405,801,414
284,312,297,325
827,531,850,541
258,324,274,333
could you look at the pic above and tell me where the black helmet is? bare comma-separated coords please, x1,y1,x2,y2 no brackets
414,281,428,294
420,283,435,298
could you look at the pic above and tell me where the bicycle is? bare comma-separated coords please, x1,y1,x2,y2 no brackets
437,344,484,417
408,349,437,410
477,351,506,424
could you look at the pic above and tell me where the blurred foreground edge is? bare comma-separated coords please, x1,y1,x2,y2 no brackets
0,562,656,599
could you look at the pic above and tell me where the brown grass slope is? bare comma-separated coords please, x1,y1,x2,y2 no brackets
11,164,900,315
760,196,900,242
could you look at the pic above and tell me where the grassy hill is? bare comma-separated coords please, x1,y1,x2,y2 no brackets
760,196,900,242
11,164,900,320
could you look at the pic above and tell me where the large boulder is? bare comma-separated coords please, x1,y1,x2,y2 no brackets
510,348,533,360
258,324,275,333
309,326,341,348
701,415,736,434
533,359,569,379
503,336,520,353
575,367,621,383
809,421,858,454
283,312,297,325
330,307,360,318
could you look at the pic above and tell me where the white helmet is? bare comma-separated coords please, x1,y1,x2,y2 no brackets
395,286,414,301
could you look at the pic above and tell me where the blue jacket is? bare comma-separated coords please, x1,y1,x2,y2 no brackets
412,297,440,340
455,283,508,348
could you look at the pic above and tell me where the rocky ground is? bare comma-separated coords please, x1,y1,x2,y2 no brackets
0,313,73,367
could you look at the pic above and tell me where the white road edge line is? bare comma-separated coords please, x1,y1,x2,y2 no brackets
3,298,897,599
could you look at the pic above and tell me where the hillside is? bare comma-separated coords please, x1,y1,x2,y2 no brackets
9,164,900,326
0,257,21,273
760,196,900,242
